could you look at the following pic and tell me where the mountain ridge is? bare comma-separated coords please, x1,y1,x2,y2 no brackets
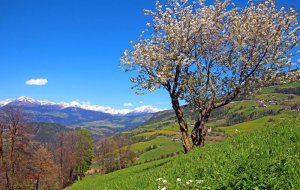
0,96,162,116
0,97,159,137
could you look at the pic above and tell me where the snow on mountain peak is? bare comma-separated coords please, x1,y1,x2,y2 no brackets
0,97,163,115
132,105,161,113
17,96,37,103
0,99,13,107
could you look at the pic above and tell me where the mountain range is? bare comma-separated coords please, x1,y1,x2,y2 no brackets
0,96,161,115
0,96,162,137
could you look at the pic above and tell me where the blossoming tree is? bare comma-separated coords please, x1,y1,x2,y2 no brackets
121,0,202,152
184,0,299,147
121,0,299,152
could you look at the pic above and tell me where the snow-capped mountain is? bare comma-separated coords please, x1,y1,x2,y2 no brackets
0,99,13,107
0,96,162,137
125,106,162,116
0,96,162,116
0,96,161,132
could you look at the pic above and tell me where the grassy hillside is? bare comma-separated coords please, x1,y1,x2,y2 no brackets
66,82,300,189
217,111,299,135
67,120,300,190
144,82,300,127
94,82,299,165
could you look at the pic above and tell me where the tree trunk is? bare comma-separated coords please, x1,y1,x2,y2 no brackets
9,136,15,176
34,177,39,190
191,121,200,146
59,135,64,190
69,168,74,183
0,126,4,174
4,162,10,190
191,114,209,147
171,98,192,153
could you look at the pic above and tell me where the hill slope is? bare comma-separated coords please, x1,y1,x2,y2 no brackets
67,120,300,190
27,122,69,144
91,82,299,165
66,82,300,189
144,82,300,126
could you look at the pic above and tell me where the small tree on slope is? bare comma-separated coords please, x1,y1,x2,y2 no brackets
121,0,299,152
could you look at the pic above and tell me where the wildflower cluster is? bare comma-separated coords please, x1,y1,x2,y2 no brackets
156,178,168,190
156,177,204,190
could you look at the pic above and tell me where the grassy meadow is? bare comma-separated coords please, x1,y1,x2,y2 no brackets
67,120,300,190
66,82,300,189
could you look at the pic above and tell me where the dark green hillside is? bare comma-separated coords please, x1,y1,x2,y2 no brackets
27,122,69,144
69,114,153,137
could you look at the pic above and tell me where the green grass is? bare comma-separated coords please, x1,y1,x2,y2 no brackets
66,158,173,190
137,141,183,163
261,82,300,93
134,130,179,137
124,136,183,164
217,111,299,135
128,136,174,152
227,100,256,114
129,120,177,134
217,116,274,135
67,120,300,190
207,119,227,128
68,82,300,189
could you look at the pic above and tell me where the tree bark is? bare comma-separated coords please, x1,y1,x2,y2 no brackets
171,98,192,153
191,114,209,147
191,121,200,146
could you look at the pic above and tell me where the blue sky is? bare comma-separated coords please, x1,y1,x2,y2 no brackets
0,0,299,110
